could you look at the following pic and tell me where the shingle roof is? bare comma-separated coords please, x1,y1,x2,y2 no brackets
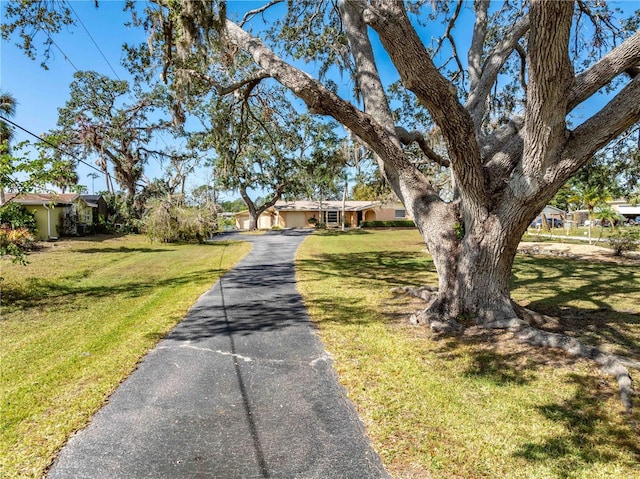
275,200,380,212
3,193,80,205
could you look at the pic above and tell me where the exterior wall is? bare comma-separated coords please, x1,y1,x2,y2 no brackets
362,210,375,222
26,205,64,240
75,201,93,226
258,214,273,229
374,206,409,222
235,212,251,230
234,211,276,229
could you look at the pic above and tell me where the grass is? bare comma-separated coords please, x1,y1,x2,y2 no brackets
0,235,250,479
296,229,640,479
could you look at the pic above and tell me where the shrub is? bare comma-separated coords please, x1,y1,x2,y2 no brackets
607,228,640,256
0,202,37,232
0,225,35,265
360,220,416,228
143,198,217,243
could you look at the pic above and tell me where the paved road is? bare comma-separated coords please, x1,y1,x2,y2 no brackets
48,230,390,479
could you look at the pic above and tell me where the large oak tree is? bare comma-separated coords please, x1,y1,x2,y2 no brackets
149,0,639,408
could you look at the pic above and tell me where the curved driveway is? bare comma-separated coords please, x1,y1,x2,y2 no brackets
48,230,390,479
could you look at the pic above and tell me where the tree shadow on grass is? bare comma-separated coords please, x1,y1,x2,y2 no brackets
73,240,239,255
0,268,228,311
73,246,176,254
296,250,437,290
514,373,640,477
511,256,640,358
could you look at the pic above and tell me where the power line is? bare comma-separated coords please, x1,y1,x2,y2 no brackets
0,114,113,180
65,1,122,81
45,31,79,72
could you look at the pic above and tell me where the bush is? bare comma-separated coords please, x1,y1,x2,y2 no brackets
144,198,217,243
607,228,640,256
360,220,416,228
0,202,37,233
0,225,35,265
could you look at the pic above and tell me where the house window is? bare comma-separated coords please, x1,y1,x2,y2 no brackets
325,211,338,223
394,209,406,218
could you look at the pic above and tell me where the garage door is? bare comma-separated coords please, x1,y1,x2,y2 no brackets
284,212,307,228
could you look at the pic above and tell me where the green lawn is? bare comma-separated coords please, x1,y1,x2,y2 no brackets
296,229,640,479
0,235,250,479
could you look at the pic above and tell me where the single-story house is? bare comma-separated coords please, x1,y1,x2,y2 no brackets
234,200,411,230
567,201,640,226
2,193,107,240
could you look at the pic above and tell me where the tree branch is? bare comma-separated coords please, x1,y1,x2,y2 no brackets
522,0,574,177
434,0,464,82
223,17,441,207
395,127,450,167
552,74,640,186
364,0,487,210
240,0,283,28
178,68,271,96
468,0,490,94
465,14,530,132
568,29,640,112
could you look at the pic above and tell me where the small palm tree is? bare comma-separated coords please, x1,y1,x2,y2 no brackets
594,205,620,242
0,92,18,205
567,184,612,245
0,92,18,151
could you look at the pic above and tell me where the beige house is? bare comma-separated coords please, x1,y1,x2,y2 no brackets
234,200,412,230
3,193,106,240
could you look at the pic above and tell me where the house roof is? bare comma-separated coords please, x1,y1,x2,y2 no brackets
275,200,380,212
615,205,640,216
3,193,80,206
541,205,565,215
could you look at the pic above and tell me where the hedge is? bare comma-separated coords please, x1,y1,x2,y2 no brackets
360,220,416,228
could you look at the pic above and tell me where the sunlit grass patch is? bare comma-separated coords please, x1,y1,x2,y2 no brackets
296,229,639,479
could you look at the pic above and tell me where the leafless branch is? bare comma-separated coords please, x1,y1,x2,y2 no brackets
178,68,271,96
515,43,527,93
434,0,463,57
240,0,283,27
433,0,464,82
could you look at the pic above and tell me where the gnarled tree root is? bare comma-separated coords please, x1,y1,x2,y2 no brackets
391,286,639,418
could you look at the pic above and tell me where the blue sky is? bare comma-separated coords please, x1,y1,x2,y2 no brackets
1,1,636,197
0,0,220,195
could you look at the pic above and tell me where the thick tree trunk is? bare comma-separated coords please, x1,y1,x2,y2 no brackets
419,221,520,329
408,191,537,330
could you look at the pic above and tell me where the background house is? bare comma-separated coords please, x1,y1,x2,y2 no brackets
3,193,106,239
234,200,411,229
531,205,566,228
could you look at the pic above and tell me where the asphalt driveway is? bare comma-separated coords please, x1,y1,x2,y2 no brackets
47,229,390,478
